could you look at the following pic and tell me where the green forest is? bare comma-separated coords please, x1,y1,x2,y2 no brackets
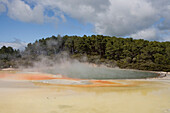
0,35,170,72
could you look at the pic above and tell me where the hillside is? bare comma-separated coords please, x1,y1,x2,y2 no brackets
0,35,170,71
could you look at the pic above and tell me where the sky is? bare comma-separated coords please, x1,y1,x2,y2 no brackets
0,0,170,50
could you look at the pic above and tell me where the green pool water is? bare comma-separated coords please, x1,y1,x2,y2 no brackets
45,66,158,79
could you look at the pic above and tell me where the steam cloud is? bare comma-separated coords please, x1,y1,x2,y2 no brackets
19,53,157,79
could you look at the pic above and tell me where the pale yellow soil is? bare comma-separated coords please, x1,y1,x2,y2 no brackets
0,70,170,113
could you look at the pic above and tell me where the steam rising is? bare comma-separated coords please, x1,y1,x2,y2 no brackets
20,53,158,79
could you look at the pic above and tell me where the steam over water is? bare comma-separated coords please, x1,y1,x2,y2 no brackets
46,67,157,79
23,57,158,79
0,58,168,113
44,64,157,79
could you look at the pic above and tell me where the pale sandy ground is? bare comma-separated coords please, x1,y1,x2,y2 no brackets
0,70,170,113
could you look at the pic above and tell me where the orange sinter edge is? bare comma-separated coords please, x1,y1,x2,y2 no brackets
0,72,136,87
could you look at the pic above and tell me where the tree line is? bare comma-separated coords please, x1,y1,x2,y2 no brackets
0,35,170,71
0,46,21,68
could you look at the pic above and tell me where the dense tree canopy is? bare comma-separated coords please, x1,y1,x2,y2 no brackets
0,46,21,68
1,35,170,71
